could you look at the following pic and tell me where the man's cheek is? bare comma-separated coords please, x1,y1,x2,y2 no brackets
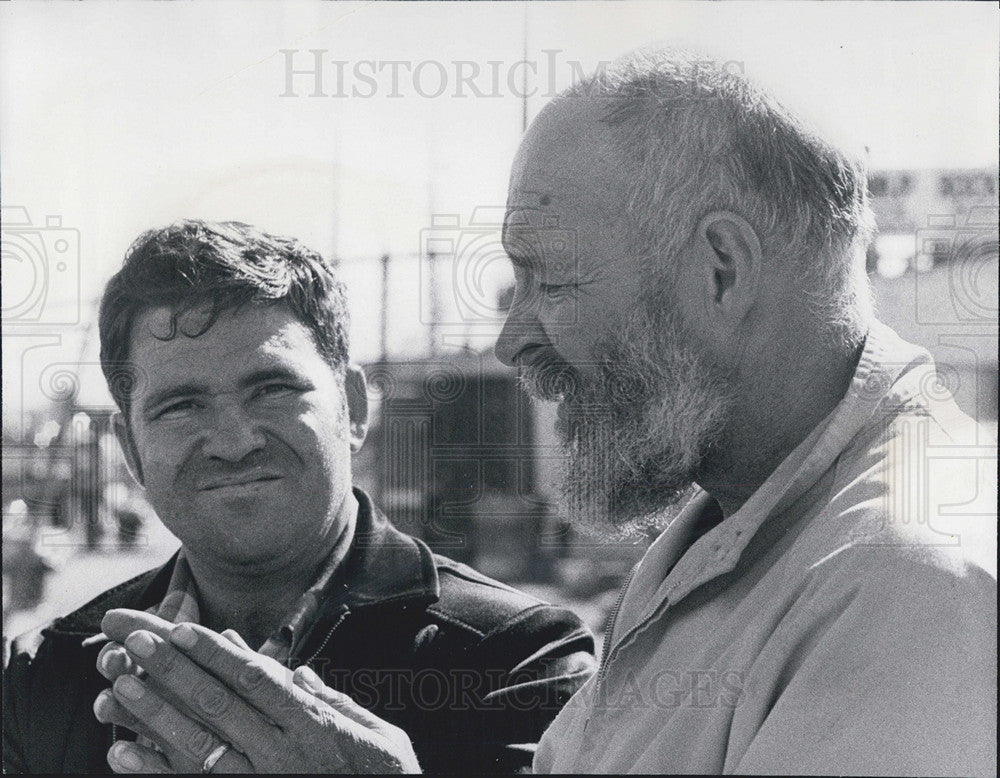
298,409,349,448
139,457,195,516
143,457,183,492
132,430,182,480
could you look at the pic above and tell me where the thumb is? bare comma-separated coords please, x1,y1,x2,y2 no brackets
221,629,252,650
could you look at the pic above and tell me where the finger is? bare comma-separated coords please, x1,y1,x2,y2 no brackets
167,623,325,729
97,656,213,743
102,609,177,644
221,629,252,651
292,665,395,733
291,668,420,773
120,629,283,761
98,642,140,682
111,674,252,773
292,665,325,694
107,740,172,774
95,688,144,732
98,687,202,768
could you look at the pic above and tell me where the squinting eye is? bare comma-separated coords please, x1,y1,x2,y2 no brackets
540,282,577,295
258,383,297,398
155,400,196,419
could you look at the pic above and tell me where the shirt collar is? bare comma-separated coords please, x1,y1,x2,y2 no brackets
643,321,932,608
80,491,359,659
160,490,359,663
63,488,439,643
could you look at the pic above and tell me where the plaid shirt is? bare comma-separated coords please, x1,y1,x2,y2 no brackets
150,490,358,666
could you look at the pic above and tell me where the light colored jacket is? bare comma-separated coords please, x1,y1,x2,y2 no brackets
535,321,997,775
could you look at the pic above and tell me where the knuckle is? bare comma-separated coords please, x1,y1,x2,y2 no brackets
199,632,226,666
139,690,169,721
155,644,180,676
307,700,337,728
183,726,216,760
237,660,269,693
193,682,233,719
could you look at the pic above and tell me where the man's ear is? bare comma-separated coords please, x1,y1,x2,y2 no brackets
344,365,370,453
112,411,145,487
693,210,762,325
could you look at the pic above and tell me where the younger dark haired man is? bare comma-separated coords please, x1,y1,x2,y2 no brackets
3,220,595,774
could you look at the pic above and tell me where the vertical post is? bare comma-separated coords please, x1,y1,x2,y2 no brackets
427,251,439,355
379,253,390,362
426,123,439,357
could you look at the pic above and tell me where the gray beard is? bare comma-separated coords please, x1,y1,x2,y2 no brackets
519,305,732,541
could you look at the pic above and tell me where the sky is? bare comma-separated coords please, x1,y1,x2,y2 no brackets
2,0,998,424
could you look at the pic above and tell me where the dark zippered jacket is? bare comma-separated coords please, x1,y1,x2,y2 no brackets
3,489,596,773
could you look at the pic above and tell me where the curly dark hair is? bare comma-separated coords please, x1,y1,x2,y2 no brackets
99,220,349,414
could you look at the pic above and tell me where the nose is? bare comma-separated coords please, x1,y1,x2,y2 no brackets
495,290,549,366
200,402,267,462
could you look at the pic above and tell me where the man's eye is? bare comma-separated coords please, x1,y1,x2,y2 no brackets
257,383,298,398
155,400,196,419
540,282,577,295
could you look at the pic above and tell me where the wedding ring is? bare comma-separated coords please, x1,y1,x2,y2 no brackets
201,742,230,773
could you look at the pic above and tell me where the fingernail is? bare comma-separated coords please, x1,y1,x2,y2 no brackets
115,674,144,701
124,631,156,659
170,623,197,649
295,665,323,693
93,690,113,721
102,644,128,674
112,742,144,772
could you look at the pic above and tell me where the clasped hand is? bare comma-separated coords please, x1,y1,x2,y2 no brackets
94,609,420,774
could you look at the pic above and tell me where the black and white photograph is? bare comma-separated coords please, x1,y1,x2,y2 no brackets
2,1,997,774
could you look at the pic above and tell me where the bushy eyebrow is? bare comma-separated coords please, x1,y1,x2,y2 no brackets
502,201,544,270
237,366,306,389
501,225,537,271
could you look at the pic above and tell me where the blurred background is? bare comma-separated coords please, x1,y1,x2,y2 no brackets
3,2,997,651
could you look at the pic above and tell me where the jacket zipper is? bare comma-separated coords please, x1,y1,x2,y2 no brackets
596,563,639,686
303,607,349,666
584,564,639,734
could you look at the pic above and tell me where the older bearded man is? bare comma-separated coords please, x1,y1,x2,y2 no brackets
493,50,996,775
79,50,996,776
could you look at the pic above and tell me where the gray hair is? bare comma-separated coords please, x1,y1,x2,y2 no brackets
561,48,875,350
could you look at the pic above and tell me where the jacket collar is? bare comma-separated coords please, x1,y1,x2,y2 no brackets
42,488,439,638
335,488,440,611
617,320,931,625
45,555,177,637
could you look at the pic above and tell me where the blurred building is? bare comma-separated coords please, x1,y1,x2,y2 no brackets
867,167,998,424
